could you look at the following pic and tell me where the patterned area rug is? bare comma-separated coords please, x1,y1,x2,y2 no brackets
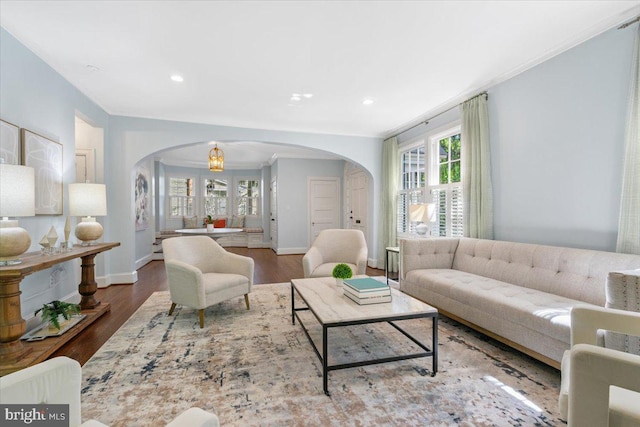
81,283,563,426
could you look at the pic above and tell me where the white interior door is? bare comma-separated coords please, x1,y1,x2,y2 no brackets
308,177,340,244
75,148,95,183
270,177,277,250
348,170,368,241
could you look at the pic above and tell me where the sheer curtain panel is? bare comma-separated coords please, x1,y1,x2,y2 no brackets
618,24,640,255
378,137,399,271
461,94,494,239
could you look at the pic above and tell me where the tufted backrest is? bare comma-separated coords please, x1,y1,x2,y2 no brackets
163,236,227,274
400,238,460,280
452,238,640,306
311,229,368,264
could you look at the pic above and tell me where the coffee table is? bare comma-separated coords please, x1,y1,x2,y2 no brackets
291,277,438,395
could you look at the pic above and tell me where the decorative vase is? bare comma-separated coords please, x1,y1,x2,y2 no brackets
335,277,343,287
206,223,214,231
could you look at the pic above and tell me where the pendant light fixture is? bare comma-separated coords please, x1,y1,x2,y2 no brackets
208,144,224,172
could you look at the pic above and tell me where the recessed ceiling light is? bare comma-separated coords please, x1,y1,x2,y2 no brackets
303,93,313,99
85,64,100,72
171,75,184,82
290,95,301,101
362,98,374,105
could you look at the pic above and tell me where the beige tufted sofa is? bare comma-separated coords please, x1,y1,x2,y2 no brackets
399,237,640,368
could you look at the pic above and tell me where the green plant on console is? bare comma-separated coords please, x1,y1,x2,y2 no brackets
35,300,81,330
332,263,353,280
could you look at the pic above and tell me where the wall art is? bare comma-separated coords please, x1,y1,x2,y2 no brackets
0,119,20,165
135,165,150,231
22,129,63,215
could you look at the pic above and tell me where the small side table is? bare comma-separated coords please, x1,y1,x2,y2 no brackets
385,246,400,285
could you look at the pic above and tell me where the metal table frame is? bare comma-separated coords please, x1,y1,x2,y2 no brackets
291,282,438,396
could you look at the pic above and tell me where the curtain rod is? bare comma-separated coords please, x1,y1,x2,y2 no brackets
389,92,487,139
619,16,640,29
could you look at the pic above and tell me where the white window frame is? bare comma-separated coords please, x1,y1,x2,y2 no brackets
202,176,229,217
397,139,427,238
235,176,261,217
167,174,197,219
427,122,463,237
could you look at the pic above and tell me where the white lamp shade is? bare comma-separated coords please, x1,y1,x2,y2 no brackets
0,164,35,217
69,183,107,217
409,203,435,223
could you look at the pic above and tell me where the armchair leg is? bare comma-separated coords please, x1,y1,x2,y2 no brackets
244,294,250,310
199,309,205,328
169,302,177,315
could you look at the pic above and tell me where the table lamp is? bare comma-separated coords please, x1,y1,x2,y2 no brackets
0,163,35,265
409,203,435,236
69,183,107,246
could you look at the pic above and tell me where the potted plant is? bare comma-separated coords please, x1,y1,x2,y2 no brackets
332,263,353,287
35,300,81,331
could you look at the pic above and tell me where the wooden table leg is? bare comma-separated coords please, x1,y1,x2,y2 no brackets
79,253,100,310
0,275,30,361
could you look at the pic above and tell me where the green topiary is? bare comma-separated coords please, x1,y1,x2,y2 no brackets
35,300,81,330
332,263,353,280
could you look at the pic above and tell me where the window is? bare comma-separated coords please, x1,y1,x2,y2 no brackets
168,177,195,218
237,179,260,216
428,127,463,237
397,144,426,234
203,178,228,216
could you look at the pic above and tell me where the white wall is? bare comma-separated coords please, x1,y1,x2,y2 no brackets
0,28,110,317
489,26,633,251
273,158,346,253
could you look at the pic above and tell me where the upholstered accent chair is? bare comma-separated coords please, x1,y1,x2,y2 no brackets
0,357,219,427
163,235,254,328
558,305,640,426
303,229,368,278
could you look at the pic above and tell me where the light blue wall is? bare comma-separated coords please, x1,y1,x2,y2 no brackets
397,26,634,252
489,26,634,251
273,158,346,252
0,28,110,317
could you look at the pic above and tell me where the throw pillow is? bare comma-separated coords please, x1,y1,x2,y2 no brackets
183,216,198,229
230,215,245,228
213,219,226,228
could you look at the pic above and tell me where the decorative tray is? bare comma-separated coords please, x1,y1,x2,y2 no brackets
20,315,86,341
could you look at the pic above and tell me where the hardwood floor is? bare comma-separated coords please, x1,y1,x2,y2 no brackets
52,248,384,365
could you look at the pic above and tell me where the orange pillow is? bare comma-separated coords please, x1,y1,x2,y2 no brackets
213,219,226,228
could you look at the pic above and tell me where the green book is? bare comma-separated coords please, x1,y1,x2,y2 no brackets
343,277,389,293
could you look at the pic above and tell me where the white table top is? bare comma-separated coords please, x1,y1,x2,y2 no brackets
174,228,242,237
291,277,437,325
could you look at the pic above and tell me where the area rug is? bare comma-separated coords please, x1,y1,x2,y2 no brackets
81,283,563,426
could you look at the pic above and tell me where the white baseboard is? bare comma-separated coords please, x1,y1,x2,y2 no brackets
368,257,380,269
276,247,307,255
135,254,153,270
106,271,138,285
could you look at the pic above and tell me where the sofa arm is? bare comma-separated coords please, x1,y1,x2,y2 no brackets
302,247,323,278
399,238,460,280
571,305,640,347
165,408,219,427
605,269,640,353
165,260,206,306
568,343,640,427
0,357,83,427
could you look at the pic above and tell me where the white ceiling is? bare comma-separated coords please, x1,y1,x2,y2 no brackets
3,1,640,168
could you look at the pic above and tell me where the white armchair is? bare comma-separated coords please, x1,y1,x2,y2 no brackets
302,229,368,278
558,305,640,426
0,357,219,427
163,236,254,328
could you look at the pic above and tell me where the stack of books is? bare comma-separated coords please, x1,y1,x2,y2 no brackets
342,277,391,305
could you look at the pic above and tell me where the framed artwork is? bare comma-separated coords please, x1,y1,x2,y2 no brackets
0,119,20,165
21,129,63,215
135,166,150,231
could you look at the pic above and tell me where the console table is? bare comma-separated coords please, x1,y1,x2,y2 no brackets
0,242,120,375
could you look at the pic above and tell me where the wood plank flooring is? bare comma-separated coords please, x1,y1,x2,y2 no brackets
52,248,384,365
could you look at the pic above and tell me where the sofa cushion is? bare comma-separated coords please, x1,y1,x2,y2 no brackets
213,218,226,228
405,268,598,343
